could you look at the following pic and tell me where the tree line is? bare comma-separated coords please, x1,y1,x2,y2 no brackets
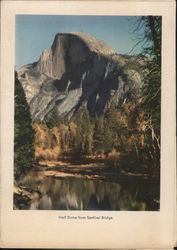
34,93,158,175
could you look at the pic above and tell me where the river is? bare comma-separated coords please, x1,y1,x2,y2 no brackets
15,165,160,211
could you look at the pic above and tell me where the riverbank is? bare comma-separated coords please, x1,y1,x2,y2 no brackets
32,159,152,181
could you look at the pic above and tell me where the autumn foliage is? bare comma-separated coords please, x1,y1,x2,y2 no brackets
33,93,159,176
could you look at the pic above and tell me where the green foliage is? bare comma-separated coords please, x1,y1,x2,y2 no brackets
93,116,105,154
103,118,113,153
81,107,93,155
14,71,35,180
73,107,93,156
73,110,83,156
46,106,66,129
141,16,161,171
143,16,162,167
141,16,161,60
140,16,161,111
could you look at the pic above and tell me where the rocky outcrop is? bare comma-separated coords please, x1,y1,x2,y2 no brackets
18,32,146,121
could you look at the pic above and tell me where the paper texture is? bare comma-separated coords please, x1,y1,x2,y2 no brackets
0,0,176,248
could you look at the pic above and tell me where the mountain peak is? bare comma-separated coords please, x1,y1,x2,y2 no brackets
18,32,145,121
53,32,114,56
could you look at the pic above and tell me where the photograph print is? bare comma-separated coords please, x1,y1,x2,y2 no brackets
14,15,161,211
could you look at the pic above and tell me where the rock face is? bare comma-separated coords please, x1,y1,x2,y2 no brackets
18,32,146,121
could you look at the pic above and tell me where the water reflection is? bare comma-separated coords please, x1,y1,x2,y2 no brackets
27,177,159,211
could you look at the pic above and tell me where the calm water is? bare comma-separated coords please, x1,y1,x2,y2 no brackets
20,172,160,211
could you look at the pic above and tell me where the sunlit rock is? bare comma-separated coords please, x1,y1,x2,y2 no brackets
18,32,146,121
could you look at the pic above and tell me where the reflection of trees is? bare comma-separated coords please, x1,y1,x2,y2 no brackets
27,176,158,210
30,194,52,210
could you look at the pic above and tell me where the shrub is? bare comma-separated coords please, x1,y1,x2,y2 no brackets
107,149,120,168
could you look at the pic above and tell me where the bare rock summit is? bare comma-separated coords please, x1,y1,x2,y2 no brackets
18,32,146,121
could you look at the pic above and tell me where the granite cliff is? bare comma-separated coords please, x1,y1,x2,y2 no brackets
18,32,146,121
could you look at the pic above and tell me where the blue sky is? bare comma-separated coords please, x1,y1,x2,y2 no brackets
15,15,143,69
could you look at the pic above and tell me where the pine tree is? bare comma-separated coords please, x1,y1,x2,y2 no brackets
93,116,104,154
106,103,121,150
73,110,83,157
134,16,161,171
46,106,65,129
81,107,93,155
14,71,35,180
103,118,113,154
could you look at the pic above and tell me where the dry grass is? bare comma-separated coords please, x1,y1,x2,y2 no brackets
34,123,61,161
107,149,120,167
35,146,60,161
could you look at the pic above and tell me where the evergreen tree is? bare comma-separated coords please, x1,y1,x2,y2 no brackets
81,107,93,155
46,106,65,129
73,110,83,157
106,104,121,150
93,116,105,154
103,118,113,154
14,71,35,180
141,17,161,133
135,16,161,171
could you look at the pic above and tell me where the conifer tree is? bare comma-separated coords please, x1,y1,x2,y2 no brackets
46,106,65,129
103,118,113,154
81,107,93,155
141,16,161,170
14,71,35,180
134,16,161,171
93,116,104,154
73,110,83,157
